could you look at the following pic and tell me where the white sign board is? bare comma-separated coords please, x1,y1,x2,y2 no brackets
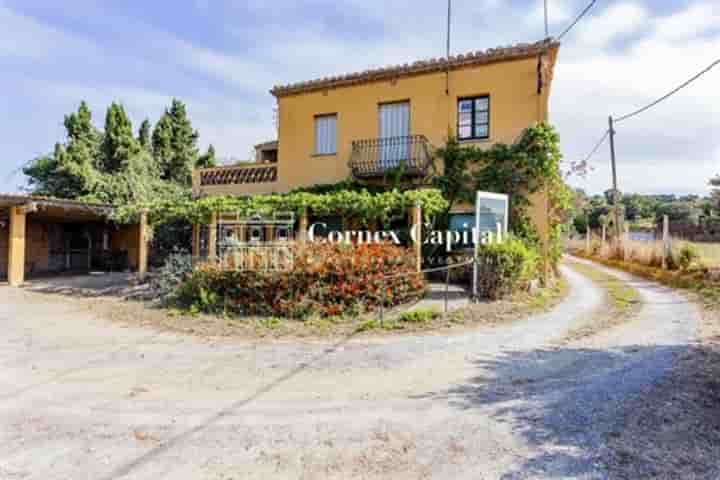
473,191,509,298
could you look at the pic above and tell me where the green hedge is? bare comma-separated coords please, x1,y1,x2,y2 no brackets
475,237,540,299
176,243,427,318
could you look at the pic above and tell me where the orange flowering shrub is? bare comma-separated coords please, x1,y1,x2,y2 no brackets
178,243,427,318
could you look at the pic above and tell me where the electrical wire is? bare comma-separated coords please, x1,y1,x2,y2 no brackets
614,58,720,123
581,129,609,164
557,0,597,41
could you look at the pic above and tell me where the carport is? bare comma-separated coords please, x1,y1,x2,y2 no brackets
0,194,148,286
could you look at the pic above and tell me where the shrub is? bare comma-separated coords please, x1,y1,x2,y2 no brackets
475,237,540,300
152,252,194,305
676,243,700,271
177,243,427,318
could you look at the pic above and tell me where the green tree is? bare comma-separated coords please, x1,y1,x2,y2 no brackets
197,144,217,169
23,101,102,198
152,99,199,185
101,103,138,173
138,119,152,152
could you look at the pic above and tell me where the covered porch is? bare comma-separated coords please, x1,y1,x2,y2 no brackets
0,195,148,286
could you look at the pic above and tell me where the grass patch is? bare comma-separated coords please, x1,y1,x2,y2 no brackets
570,252,720,309
563,259,643,341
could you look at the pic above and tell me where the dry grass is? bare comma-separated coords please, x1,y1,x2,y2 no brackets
561,259,642,342
65,278,569,340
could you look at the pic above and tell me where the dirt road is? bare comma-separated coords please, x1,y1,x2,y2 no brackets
0,259,712,479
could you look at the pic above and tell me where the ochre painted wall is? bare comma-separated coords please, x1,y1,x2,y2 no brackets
196,49,558,247
111,224,141,270
274,55,547,191
197,53,556,198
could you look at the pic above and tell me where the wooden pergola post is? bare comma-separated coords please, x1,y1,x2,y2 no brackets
208,212,218,259
298,208,309,245
137,210,149,282
191,224,200,258
7,206,27,286
412,201,422,272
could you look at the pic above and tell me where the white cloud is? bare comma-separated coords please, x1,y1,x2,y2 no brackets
524,0,573,29
575,2,648,48
654,2,720,40
0,6,99,61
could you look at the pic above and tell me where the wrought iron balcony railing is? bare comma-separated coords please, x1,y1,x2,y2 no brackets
349,135,432,178
199,164,278,186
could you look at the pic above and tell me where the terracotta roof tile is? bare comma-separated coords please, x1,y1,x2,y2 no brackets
271,39,560,97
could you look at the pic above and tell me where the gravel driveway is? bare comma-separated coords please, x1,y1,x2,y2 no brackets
0,259,706,479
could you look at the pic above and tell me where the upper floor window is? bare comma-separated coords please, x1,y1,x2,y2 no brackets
314,114,337,155
457,96,489,141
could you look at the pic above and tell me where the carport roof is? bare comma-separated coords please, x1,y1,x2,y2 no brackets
0,194,115,217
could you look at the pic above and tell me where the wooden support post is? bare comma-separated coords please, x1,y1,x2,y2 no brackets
298,208,309,245
208,212,218,259
413,201,422,272
601,224,607,255
191,223,200,258
8,206,27,286
137,210,149,282
265,224,274,243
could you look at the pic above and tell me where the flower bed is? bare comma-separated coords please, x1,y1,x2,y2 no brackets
177,243,427,318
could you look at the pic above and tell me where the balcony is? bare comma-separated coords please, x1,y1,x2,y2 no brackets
349,135,432,179
198,164,278,186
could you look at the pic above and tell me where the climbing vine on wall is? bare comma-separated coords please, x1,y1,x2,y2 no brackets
434,122,570,267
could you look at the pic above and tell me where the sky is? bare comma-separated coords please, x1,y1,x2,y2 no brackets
1,0,718,196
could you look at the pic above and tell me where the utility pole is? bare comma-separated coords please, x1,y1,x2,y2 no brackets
445,0,452,95
544,0,549,38
446,0,452,58
608,116,622,243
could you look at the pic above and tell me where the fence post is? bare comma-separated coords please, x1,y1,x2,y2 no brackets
444,267,450,314
379,276,385,327
586,229,591,255
601,224,607,255
623,224,630,261
662,214,670,269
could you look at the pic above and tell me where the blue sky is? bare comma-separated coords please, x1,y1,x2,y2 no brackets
1,0,718,195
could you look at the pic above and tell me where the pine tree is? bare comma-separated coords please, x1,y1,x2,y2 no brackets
138,119,152,152
151,99,199,185
24,101,102,198
102,103,138,173
197,144,217,169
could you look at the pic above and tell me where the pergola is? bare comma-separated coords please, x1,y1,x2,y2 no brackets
0,194,148,286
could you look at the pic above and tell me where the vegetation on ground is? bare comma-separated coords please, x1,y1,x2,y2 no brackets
475,237,540,300
563,259,642,341
175,243,427,318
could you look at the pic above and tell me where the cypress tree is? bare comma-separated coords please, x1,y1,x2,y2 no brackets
197,144,217,169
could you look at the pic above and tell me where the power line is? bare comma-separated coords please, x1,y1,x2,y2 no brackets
614,57,720,123
557,0,597,41
581,129,609,164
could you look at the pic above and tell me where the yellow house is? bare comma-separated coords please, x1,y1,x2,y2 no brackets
193,39,560,247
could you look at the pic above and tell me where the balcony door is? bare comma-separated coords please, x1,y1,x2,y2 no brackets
378,102,410,169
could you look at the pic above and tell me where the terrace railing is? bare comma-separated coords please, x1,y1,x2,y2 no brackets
349,135,432,179
199,164,278,186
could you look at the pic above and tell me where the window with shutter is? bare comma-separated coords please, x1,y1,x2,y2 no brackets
314,114,337,155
